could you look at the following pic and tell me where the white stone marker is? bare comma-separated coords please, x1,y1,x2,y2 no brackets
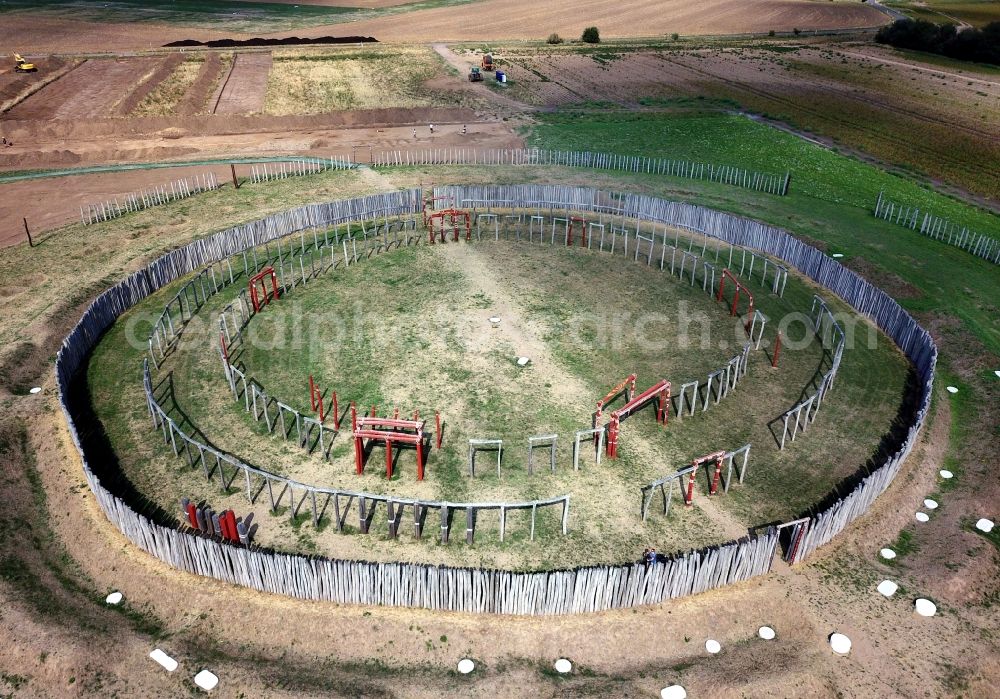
705,639,721,654
194,670,219,691
105,591,123,605
660,685,687,699
554,658,572,673
150,649,178,672
457,659,475,674
758,626,776,640
829,633,852,655
975,518,994,533
915,599,937,617
916,512,930,522
880,548,897,560
877,580,898,597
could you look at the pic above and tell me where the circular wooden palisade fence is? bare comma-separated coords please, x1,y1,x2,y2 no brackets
57,185,936,615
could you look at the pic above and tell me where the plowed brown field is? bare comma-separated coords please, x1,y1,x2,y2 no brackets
0,1,886,54
214,52,272,114
301,0,886,42
6,57,163,120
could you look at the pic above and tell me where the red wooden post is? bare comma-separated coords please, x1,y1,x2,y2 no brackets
435,411,442,449
393,407,399,419
269,269,279,302
351,403,363,474
370,404,376,418
416,437,425,480
318,392,325,423
685,467,698,506
309,375,316,411
186,502,198,528
772,332,783,368
227,511,239,541
220,332,228,363
710,457,723,495
730,287,740,316
385,439,393,480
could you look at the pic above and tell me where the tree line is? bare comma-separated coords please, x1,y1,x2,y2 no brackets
876,19,1000,66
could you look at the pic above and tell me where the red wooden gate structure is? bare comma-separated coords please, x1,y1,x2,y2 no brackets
427,209,471,244
684,450,726,505
351,404,427,480
605,379,671,459
249,266,279,313
717,268,755,330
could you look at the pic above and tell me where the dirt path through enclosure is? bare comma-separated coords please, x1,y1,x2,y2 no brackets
441,242,747,542
214,52,272,114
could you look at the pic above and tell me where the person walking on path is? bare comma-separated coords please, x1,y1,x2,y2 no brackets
429,124,435,134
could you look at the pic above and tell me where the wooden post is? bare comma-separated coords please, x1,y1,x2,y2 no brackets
23,218,33,247
230,163,239,189
772,332,782,368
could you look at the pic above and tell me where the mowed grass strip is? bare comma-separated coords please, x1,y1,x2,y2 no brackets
264,47,449,114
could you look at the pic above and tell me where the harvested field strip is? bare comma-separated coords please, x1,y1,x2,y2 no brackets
176,53,226,116
132,58,205,117
5,57,161,120
117,53,186,116
215,53,272,114
263,48,444,114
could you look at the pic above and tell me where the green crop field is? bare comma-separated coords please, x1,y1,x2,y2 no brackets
883,0,1000,27
0,0,479,33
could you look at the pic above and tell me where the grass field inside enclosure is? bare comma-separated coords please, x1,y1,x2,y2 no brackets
87,210,911,570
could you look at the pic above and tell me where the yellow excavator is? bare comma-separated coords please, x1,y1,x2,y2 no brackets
14,53,37,73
